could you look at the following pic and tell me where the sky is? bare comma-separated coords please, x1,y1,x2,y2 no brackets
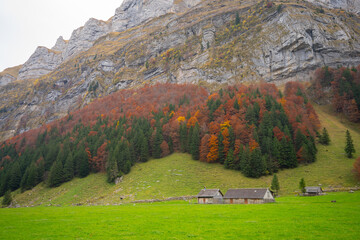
0,0,124,72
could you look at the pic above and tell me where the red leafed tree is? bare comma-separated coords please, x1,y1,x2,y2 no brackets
160,140,170,158
91,142,108,172
273,126,285,141
200,134,210,162
249,139,259,152
207,134,219,163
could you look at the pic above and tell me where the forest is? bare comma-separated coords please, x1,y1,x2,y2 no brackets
311,64,360,122
0,82,321,196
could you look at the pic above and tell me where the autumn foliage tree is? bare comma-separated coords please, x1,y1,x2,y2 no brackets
0,82,321,190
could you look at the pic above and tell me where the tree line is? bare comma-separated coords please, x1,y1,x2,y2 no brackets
0,82,321,196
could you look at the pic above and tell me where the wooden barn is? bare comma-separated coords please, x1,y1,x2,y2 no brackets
224,188,275,204
197,189,224,204
305,187,323,196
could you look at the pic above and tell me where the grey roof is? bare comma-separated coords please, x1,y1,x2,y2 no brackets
305,187,322,193
224,188,269,199
197,189,223,198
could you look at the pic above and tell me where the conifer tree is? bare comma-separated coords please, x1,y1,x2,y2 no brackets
76,147,89,178
2,190,12,206
270,174,280,197
345,130,356,158
179,123,187,152
48,159,64,187
218,132,225,164
152,128,163,159
63,153,74,182
224,149,234,169
140,137,149,162
9,162,21,191
106,152,119,183
235,12,240,25
319,127,330,145
191,123,200,160
299,178,306,194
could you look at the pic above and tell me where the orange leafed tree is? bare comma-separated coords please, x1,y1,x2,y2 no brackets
160,140,170,158
207,134,219,163
200,134,210,162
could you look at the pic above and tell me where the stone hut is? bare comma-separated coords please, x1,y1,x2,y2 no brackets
305,187,323,196
224,188,275,204
197,189,224,204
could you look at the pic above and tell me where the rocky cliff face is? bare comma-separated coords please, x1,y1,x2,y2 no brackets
1,0,360,141
306,0,360,14
15,0,202,81
18,46,63,80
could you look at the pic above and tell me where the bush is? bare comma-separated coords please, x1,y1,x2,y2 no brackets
2,190,12,207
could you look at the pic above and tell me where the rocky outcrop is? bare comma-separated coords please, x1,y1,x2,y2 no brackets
306,0,360,14
18,46,63,80
111,0,174,32
52,36,68,52
252,6,360,81
0,74,16,86
62,18,111,60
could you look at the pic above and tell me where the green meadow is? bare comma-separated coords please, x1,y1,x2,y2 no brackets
0,192,360,239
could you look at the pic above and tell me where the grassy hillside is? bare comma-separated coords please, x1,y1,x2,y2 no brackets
6,103,360,206
1,192,360,239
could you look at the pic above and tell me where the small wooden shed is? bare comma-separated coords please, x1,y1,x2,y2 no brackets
224,188,275,204
197,189,224,204
305,187,323,196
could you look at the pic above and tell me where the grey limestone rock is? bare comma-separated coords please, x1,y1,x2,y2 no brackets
63,18,111,60
0,74,16,86
306,0,360,14
51,36,68,52
18,46,63,80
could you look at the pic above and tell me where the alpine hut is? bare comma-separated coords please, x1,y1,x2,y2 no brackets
197,189,224,204
224,188,275,204
304,187,323,196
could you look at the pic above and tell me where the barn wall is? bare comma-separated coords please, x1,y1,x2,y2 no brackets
198,197,214,204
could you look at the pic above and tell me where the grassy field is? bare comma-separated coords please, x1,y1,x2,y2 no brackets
1,192,360,239
5,103,360,206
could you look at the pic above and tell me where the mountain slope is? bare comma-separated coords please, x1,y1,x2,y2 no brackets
1,0,360,142
7,103,360,206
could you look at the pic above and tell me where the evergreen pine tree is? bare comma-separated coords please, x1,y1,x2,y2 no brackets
224,149,234,169
48,159,64,187
27,163,38,189
233,99,240,110
76,147,89,178
63,153,74,182
106,150,119,183
20,168,29,192
140,137,149,162
235,12,240,25
319,127,330,145
218,132,225,164
191,123,200,160
270,174,280,197
152,128,163,159
345,130,356,158
295,129,306,151
248,148,266,178
299,178,306,194
179,123,187,152
2,190,12,206
9,162,21,191
119,142,132,174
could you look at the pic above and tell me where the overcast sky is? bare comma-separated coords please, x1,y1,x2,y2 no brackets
0,0,124,72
